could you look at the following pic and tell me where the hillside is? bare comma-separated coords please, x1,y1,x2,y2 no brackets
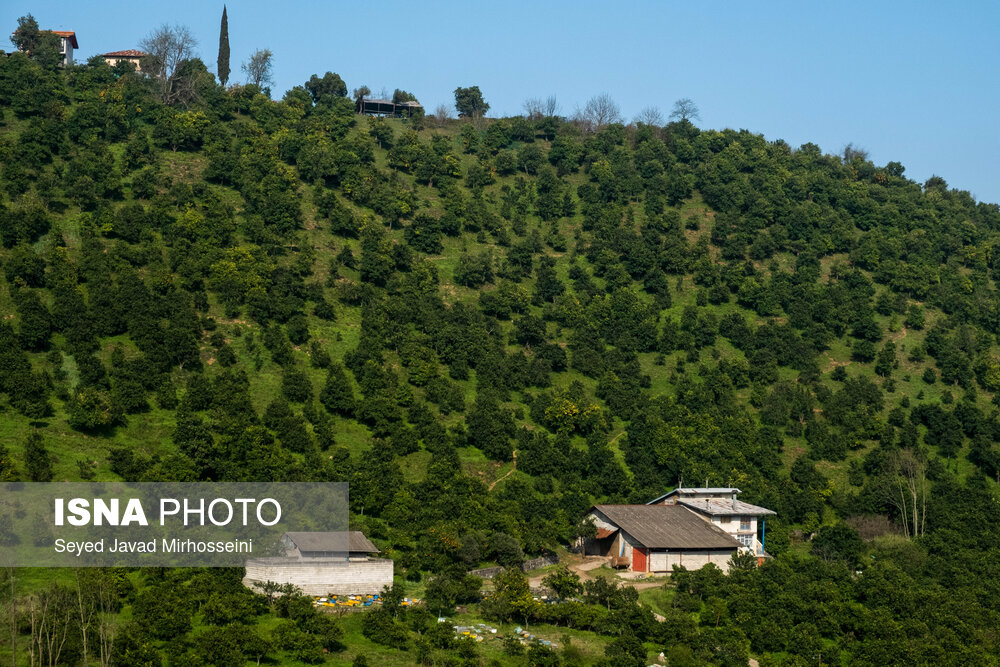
2,46,1000,666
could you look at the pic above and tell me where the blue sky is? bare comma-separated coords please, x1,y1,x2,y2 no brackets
7,1,1000,203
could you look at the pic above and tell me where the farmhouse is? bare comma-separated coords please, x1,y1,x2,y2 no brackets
584,504,742,573
101,49,146,71
243,531,394,596
582,488,776,574
647,487,776,557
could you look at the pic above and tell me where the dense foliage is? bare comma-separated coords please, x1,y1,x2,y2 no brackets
3,33,1000,665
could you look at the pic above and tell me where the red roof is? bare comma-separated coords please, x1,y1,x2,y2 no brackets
48,31,78,49
595,527,618,539
102,50,146,58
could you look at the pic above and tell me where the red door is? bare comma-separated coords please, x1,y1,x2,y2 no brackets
633,547,647,572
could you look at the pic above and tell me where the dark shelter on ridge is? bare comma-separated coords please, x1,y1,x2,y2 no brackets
355,96,423,117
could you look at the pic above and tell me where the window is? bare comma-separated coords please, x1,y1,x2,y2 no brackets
740,518,751,531
721,516,731,524
737,534,754,547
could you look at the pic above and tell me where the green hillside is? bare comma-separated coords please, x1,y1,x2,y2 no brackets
3,29,1000,666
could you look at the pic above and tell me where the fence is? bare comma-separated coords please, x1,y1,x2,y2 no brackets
469,552,559,579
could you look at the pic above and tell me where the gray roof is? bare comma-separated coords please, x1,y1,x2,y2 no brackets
284,531,379,553
678,498,777,517
647,487,742,504
592,505,741,550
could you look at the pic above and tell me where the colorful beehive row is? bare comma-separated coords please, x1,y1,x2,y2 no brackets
313,594,381,608
452,622,497,643
513,627,554,647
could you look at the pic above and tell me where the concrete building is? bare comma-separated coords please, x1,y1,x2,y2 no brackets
647,487,776,557
101,49,146,71
584,504,743,574
243,531,394,596
581,488,777,574
50,30,77,66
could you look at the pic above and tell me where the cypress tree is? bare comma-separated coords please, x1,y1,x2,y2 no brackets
217,6,230,87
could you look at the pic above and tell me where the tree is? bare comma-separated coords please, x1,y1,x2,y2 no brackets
523,97,545,119
24,430,52,482
392,89,418,104
217,6,230,86
634,106,664,126
306,72,348,103
242,49,274,88
10,14,62,67
481,568,536,625
669,98,700,122
140,24,199,104
353,85,371,103
454,86,489,118
581,93,622,131
541,566,582,600
887,449,927,538
811,523,863,565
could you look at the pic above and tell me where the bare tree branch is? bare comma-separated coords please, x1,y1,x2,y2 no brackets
669,98,700,122
242,49,274,88
635,106,664,126
140,24,198,105
582,93,623,132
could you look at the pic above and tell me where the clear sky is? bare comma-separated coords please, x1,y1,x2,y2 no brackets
7,1,1000,203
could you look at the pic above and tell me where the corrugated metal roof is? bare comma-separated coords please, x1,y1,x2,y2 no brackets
592,505,741,550
678,498,777,517
284,531,379,553
647,488,742,504
594,527,617,539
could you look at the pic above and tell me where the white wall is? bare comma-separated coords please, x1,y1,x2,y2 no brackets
244,558,394,595
649,549,735,573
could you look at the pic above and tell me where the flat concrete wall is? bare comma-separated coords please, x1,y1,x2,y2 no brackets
654,550,734,573
243,558,394,596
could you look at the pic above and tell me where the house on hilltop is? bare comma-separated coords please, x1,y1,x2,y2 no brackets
101,49,146,71
582,488,776,574
243,530,393,595
49,30,77,66
14,29,77,66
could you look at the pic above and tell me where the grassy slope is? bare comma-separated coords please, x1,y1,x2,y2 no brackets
0,112,995,665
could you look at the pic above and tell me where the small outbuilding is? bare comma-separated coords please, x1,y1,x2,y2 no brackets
243,530,394,596
355,97,423,117
281,531,380,560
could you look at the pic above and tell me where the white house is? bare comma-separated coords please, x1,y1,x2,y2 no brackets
49,30,77,66
646,487,776,558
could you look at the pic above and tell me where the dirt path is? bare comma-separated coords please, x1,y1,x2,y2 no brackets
528,555,664,591
487,452,517,491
